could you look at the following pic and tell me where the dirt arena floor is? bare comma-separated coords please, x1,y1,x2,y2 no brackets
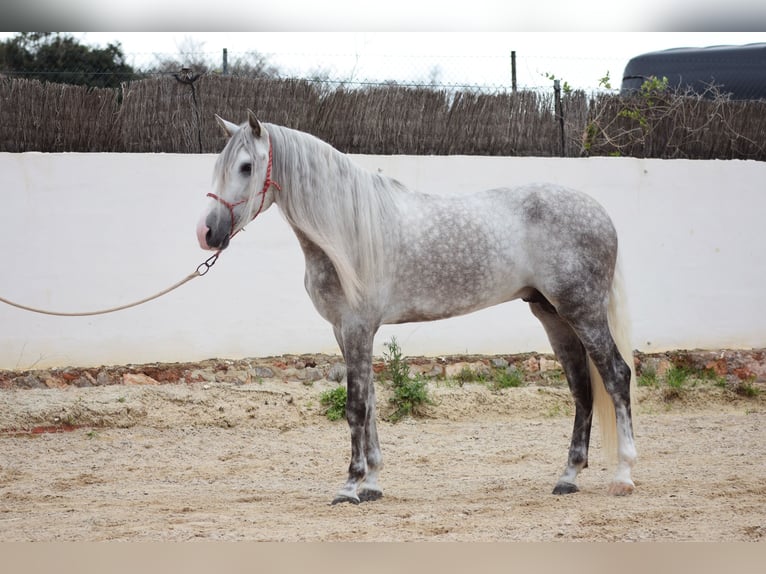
1,352,765,542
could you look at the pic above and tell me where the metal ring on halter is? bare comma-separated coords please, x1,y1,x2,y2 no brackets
196,252,220,276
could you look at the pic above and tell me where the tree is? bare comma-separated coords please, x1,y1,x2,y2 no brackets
0,32,136,88
149,36,280,79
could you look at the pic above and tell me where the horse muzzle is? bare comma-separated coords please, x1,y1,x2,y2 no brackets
197,213,231,251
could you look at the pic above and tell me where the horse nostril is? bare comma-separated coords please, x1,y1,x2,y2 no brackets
197,220,214,250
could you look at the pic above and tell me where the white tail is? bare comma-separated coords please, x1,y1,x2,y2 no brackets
588,255,635,466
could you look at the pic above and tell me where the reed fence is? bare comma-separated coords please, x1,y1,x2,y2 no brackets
1,75,764,160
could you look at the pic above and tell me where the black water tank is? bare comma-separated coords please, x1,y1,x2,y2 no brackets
621,43,766,100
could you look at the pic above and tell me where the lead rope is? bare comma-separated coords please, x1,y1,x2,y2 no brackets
0,251,220,317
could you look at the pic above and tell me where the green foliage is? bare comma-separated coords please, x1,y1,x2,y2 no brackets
455,366,486,385
443,361,524,390
0,32,136,88
664,364,723,390
617,75,670,126
734,380,760,398
598,71,612,90
638,364,658,387
640,75,670,100
319,385,347,421
382,337,432,423
665,366,691,390
382,336,410,388
583,122,599,151
618,107,649,128
543,72,572,94
493,369,524,390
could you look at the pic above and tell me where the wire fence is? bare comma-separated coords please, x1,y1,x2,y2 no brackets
2,47,623,94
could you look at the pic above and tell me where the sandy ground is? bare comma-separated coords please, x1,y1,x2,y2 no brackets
1,360,765,542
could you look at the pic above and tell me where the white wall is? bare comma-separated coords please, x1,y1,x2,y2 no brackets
1,152,764,369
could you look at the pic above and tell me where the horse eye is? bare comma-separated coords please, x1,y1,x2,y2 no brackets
239,162,252,176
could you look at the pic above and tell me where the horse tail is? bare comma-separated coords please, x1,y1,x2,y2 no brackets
588,254,635,466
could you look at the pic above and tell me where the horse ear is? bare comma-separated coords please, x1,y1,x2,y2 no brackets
215,115,239,137
246,109,262,138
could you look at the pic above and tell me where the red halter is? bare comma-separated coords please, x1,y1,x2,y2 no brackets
206,140,281,240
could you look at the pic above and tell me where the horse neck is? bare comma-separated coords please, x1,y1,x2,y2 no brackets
266,124,400,306
267,125,357,196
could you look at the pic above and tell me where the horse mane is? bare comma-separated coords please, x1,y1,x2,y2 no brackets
263,124,407,307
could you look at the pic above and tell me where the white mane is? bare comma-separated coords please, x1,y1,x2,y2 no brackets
265,124,406,307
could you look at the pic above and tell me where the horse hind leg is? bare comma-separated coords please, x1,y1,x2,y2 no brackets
528,296,594,495
568,310,637,496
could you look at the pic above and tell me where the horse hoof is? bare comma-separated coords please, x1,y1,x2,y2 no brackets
552,482,579,495
608,481,635,496
358,489,383,502
331,495,360,505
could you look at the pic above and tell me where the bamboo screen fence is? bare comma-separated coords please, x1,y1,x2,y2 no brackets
1,75,765,160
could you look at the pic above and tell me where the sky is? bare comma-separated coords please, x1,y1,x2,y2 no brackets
2,31,764,91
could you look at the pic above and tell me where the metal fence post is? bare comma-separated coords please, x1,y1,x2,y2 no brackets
554,79,565,157
511,50,517,93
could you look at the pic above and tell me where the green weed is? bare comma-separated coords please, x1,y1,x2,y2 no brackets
493,369,524,390
665,366,690,390
319,385,347,421
455,366,486,385
735,379,760,398
638,365,658,387
382,336,409,387
382,337,432,423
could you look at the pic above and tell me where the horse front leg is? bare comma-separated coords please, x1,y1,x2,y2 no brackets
332,322,381,504
358,380,383,501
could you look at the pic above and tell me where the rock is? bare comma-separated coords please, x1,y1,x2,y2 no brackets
445,362,490,380
641,357,673,377
13,374,46,389
523,357,540,373
444,362,469,379
505,365,521,376
327,363,346,383
491,358,509,369
539,357,562,373
251,366,275,379
704,358,728,377
72,373,96,387
190,369,217,383
44,376,69,389
60,369,80,382
96,370,114,386
123,373,160,386
407,363,443,379
302,367,323,383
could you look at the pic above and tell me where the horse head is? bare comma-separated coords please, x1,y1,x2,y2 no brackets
197,110,279,250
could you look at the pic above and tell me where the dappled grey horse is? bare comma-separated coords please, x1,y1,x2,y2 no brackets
197,111,637,503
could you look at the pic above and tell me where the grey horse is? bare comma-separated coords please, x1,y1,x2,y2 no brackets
197,111,637,503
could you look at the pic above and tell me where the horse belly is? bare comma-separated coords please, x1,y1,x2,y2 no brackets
383,228,527,324
381,194,527,323
384,283,524,324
